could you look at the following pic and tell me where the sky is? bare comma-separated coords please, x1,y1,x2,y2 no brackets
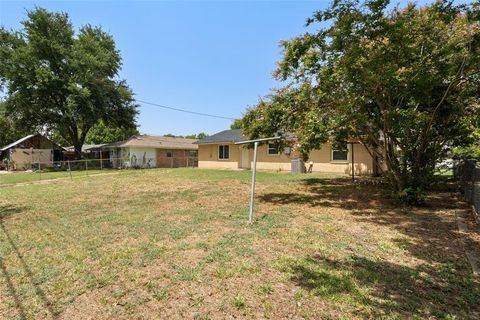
0,0,463,136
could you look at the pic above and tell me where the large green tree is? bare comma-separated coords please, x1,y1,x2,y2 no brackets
85,120,139,145
0,102,31,148
241,0,480,204
0,8,138,159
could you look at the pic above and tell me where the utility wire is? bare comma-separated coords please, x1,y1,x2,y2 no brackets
0,100,239,120
136,99,238,121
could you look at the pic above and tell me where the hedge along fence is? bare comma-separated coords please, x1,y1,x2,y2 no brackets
455,159,480,220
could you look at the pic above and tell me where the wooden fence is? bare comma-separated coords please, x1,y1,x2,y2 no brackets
455,159,480,218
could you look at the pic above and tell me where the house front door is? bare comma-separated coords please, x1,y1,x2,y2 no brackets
240,148,250,169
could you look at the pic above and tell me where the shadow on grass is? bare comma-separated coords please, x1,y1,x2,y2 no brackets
259,177,466,262
260,177,384,210
285,253,480,318
261,177,480,317
0,204,59,319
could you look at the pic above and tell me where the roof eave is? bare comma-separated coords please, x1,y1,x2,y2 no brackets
195,140,236,145
104,144,198,150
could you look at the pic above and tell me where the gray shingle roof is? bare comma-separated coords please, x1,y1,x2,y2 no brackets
194,129,247,144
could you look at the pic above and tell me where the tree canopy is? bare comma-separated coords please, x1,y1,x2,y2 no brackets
85,121,139,145
230,119,243,129
163,133,208,140
0,102,31,148
0,8,138,158
240,0,480,203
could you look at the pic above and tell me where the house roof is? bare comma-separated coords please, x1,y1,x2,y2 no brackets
194,129,247,144
1,134,37,151
1,134,66,152
64,144,107,153
104,135,198,150
194,129,297,145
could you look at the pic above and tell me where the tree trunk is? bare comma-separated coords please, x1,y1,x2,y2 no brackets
74,143,83,160
67,125,87,160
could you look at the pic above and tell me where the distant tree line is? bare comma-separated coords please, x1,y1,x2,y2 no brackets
163,133,208,140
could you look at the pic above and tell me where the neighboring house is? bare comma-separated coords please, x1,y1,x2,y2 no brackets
104,135,198,169
0,134,64,171
195,129,375,175
64,144,108,160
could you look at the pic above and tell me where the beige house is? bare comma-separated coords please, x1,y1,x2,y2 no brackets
195,129,375,175
0,134,64,171
105,135,198,169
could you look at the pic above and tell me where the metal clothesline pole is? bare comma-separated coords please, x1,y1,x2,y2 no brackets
235,136,280,224
350,142,355,183
248,141,259,224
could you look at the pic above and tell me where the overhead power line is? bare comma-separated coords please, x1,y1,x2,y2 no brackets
136,99,238,121
0,100,239,121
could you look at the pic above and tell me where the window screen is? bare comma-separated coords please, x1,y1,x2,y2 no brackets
267,143,280,155
219,145,229,159
332,144,348,161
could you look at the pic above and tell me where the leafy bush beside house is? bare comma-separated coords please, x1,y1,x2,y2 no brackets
240,0,480,204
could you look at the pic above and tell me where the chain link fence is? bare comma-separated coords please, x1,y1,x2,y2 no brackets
454,158,480,218
3,156,198,172
0,156,198,185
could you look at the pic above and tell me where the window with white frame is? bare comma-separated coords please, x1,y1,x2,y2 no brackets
331,143,348,161
218,145,229,160
166,150,174,158
267,143,280,156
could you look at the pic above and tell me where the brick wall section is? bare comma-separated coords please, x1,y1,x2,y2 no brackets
156,149,197,168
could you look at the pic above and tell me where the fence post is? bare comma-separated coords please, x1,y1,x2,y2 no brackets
171,157,173,168
187,156,189,168
100,151,103,170
85,159,88,176
473,182,480,216
474,168,480,210
68,160,72,180
39,162,41,181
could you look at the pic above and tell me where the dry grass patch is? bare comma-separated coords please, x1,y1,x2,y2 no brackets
0,168,479,319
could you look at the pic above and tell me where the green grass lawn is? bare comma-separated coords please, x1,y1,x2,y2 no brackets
0,168,479,319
